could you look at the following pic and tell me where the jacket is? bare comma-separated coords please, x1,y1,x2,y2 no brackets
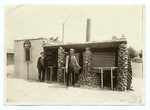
37,57,47,69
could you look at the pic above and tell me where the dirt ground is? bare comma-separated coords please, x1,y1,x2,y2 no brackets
5,62,144,105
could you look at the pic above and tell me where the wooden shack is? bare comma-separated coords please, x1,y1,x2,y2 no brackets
43,40,132,91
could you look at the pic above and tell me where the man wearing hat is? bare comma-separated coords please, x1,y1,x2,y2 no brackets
37,51,47,82
66,48,81,87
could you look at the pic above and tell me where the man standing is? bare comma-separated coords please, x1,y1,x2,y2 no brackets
37,51,46,82
66,48,81,87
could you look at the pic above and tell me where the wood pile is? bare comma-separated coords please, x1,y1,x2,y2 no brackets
127,56,133,90
78,48,100,87
57,47,65,84
116,43,128,91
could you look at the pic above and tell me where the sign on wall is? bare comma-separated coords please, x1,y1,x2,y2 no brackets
23,40,31,61
23,40,31,49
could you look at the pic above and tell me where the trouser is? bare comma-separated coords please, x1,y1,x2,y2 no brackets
38,67,45,81
66,66,75,87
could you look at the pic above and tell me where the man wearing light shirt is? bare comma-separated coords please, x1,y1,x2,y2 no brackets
66,48,81,87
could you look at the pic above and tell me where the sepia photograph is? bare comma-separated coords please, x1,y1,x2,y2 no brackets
4,4,144,105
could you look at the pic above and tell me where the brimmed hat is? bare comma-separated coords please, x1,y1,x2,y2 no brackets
40,51,45,54
70,48,75,52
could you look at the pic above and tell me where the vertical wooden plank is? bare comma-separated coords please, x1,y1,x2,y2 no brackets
64,68,65,84
27,62,29,79
50,67,51,82
50,67,53,82
111,68,113,90
49,67,51,81
45,68,47,81
101,68,103,88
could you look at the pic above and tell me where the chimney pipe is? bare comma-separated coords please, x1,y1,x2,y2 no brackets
86,19,91,42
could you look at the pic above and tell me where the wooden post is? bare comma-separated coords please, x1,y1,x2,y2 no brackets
50,67,53,82
111,68,113,90
100,68,103,88
45,68,47,81
64,68,65,84
27,62,29,79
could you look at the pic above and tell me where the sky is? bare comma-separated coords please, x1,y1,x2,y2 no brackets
5,5,144,51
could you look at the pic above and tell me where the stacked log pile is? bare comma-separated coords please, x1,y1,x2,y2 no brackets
116,43,128,91
90,70,100,87
78,48,100,87
127,56,133,90
57,47,65,84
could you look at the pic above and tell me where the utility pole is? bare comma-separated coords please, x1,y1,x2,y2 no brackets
86,19,91,42
61,8,76,43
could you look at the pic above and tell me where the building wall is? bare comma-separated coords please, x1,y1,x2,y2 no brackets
14,39,43,80
132,58,142,63
92,51,116,67
7,53,14,65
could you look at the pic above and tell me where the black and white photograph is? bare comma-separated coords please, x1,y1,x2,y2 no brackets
4,4,144,105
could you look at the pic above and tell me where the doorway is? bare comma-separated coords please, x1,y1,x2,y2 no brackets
45,50,58,82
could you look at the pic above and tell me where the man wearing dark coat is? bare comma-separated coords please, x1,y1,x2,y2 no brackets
37,51,47,82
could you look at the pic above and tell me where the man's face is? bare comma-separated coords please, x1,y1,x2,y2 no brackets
70,50,74,54
86,47,90,51
41,53,44,57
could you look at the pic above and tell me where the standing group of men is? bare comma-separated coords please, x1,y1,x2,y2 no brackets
37,48,81,87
